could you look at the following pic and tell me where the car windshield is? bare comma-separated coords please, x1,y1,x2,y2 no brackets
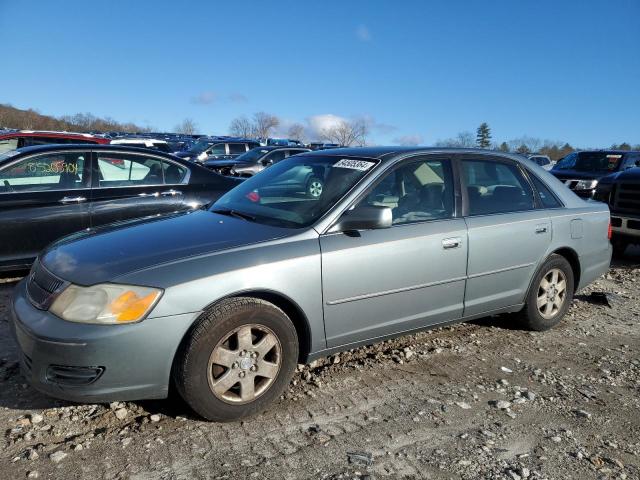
211,155,379,228
233,148,271,163
186,139,213,153
554,152,623,172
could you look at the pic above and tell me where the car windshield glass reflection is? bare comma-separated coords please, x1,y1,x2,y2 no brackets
555,152,622,172
211,156,379,228
233,148,270,163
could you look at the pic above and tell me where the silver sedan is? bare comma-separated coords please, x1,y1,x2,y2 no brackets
11,147,612,421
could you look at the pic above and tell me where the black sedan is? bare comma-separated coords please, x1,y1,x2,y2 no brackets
0,144,240,271
203,146,310,177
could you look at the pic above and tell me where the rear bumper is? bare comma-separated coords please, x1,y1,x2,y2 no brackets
10,279,199,402
611,213,640,242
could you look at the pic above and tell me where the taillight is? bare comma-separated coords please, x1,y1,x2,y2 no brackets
608,220,612,240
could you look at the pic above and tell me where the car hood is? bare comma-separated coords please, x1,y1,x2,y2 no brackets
550,169,612,181
40,210,293,286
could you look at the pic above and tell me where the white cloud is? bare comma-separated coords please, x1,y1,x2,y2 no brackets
306,113,349,138
228,93,248,103
393,134,424,146
356,24,372,42
191,91,217,105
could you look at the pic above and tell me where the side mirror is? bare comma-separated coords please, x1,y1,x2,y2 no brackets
332,205,392,233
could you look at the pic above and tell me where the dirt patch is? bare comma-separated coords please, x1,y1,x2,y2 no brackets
1,255,639,479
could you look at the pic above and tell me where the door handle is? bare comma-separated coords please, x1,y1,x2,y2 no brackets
535,225,548,234
59,196,87,204
161,189,182,197
138,192,160,198
442,237,462,249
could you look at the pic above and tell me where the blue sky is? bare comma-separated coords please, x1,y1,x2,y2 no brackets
1,0,639,147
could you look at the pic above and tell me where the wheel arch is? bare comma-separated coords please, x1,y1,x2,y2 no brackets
550,247,581,292
173,289,313,370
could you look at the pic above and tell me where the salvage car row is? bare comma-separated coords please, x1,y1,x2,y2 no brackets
5,144,613,421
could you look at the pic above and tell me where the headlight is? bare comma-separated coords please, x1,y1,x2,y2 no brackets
574,179,598,190
50,284,162,324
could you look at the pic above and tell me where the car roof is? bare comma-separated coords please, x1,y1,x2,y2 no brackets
1,143,184,159
297,146,537,164
0,131,110,143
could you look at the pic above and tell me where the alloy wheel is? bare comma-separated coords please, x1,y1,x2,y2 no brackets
207,324,282,404
308,180,323,197
536,268,567,320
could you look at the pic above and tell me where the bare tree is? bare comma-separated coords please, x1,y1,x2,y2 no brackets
320,118,368,146
287,123,306,142
433,131,475,148
251,112,280,140
229,116,253,138
174,118,198,135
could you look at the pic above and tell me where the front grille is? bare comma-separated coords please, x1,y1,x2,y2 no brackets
26,261,67,310
614,182,640,212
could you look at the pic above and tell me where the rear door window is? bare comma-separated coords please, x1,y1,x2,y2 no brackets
228,143,247,154
0,152,88,193
461,159,535,215
529,175,562,208
96,152,164,187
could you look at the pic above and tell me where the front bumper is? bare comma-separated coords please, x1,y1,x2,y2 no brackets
10,279,199,402
611,213,640,242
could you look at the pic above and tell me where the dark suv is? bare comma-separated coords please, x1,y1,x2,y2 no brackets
174,137,260,163
550,150,640,198
593,153,640,255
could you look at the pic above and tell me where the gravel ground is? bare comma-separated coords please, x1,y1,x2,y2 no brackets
1,251,639,480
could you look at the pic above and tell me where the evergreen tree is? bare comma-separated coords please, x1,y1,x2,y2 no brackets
498,142,509,152
476,122,492,148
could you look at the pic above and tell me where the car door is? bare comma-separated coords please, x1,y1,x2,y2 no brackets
0,150,91,268
89,150,184,227
320,155,468,347
460,154,551,316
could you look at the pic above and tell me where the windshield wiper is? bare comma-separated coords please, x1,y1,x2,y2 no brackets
212,208,257,222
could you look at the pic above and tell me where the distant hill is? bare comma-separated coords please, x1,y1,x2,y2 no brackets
0,103,151,133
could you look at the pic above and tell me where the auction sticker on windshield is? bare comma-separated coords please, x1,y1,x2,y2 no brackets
334,159,375,171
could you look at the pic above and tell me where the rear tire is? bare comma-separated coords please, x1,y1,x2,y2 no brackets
173,297,298,422
516,254,574,331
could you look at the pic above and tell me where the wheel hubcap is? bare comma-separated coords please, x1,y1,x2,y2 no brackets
536,268,567,320
207,324,282,404
309,181,323,197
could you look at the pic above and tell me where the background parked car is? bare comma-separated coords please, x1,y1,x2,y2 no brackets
175,137,260,163
110,137,173,153
528,154,554,170
550,150,640,198
0,130,109,154
594,164,640,256
0,144,240,271
204,146,310,177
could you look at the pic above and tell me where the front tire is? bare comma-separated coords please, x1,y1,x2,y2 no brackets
174,297,298,422
516,254,574,331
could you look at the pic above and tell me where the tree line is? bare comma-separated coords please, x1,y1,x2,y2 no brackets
435,122,640,161
2,104,637,157
0,104,153,134
228,112,368,146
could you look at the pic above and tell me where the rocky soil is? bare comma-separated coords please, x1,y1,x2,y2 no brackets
1,251,639,480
